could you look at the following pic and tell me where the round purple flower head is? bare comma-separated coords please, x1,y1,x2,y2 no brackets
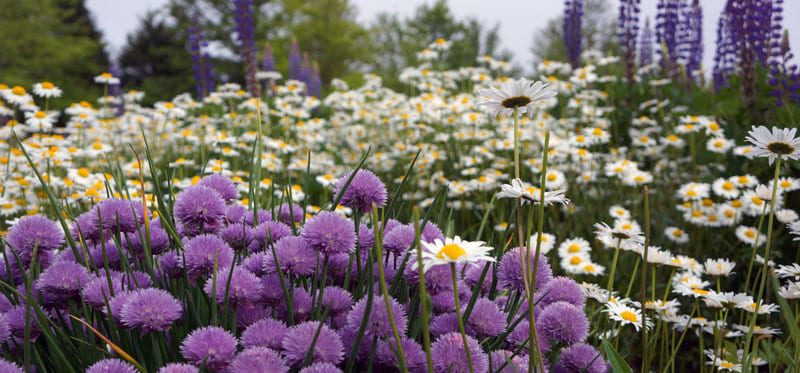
431,332,489,373
184,234,234,279
249,221,292,252
509,319,551,354
300,212,355,256
36,261,92,301
242,318,288,350
6,215,63,266
7,304,42,339
377,337,427,373
225,204,247,225
158,251,183,278
218,223,254,252
346,295,407,338
320,286,353,316
383,224,415,256
243,208,272,226
554,343,609,373
357,223,375,252
263,236,317,276
278,203,305,225
125,225,170,256
0,313,10,344
242,252,268,276
299,362,343,373
281,321,344,367
538,301,589,345
174,185,226,236
203,266,262,306
237,304,270,328
158,363,199,373
86,358,137,373
490,350,530,373
277,288,313,323
464,298,505,338
229,347,288,373
180,326,238,371
104,290,133,324
76,199,145,240
464,265,494,294
334,169,387,213
0,358,22,373
430,312,459,336
497,247,552,292
198,174,238,202
120,288,182,332
538,276,585,309
420,220,445,243
82,276,123,308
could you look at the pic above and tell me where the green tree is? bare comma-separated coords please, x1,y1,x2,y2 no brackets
117,11,196,106
0,0,109,106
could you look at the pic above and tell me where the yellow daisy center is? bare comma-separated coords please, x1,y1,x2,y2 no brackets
437,243,466,261
11,86,26,96
620,310,638,322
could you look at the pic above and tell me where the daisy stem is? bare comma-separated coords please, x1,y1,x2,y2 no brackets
743,204,768,296
513,107,520,180
606,239,622,293
527,130,550,373
372,208,408,373
451,263,474,373
742,157,782,372
641,185,651,373
413,208,434,373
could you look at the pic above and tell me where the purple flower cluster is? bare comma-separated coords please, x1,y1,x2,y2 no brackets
233,0,259,97
618,0,641,83
187,14,215,99
563,0,584,67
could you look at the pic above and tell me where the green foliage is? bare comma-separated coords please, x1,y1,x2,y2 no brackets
0,0,109,107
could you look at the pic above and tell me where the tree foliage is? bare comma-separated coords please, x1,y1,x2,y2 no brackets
0,0,109,106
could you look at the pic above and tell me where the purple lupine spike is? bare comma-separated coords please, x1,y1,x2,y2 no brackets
563,0,583,67
288,39,302,80
639,17,654,68
187,16,214,99
233,0,259,97
768,4,800,106
308,62,322,98
684,0,703,79
712,2,736,91
655,0,685,76
618,0,641,83
262,43,275,72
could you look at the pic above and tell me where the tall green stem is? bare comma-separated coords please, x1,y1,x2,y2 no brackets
451,263,474,373
373,209,408,372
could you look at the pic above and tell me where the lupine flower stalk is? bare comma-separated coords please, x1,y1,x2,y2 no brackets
288,39,302,81
563,0,583,68
187,17,214,99
767,2,800,106
683,0,703,81
618,0,641,84
639,17,654,68
655,0,683,76
233,0,259,97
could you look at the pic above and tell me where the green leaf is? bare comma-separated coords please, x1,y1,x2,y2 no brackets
603,340,632,373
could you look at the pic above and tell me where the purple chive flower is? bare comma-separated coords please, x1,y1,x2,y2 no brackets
86,240,123,270
300,212,356,256
0,359,22,373
97,199,146,234
158,363,199,373
0,313,10,344
180,326,238,371
383,219,402,235
184,234,234,279
278,204,304,226
508,319,551,354
320,286,354,316
120,288,182,332
554,343,609,373
357,223,375,252
497,247,553,292
219,223,254,252
237,304,270,328
158,251,183,278
263,236,317,276
299,363,343,373
420,221,445,243
241,318,288,350
383,224,415,256
174,185,226,236
125,224,170,256
203,266,262,306
464,298,505,338
404,263,459,294
377,337,427,372
104,290,134,324
563,0,584,67
431,332,489,373
334,170,388,213
490,350,529,373
538,301,589,344
538,276,586,308
82,276,123,309
229,347,288,373
260,274,285,305
430,313,459,336
36,261,92,301
464,264,494,295
276,288,313,322
198,174,238,202
249,221,292,252
346,295,407,338
6,215,63,266
282,321,344,367
86,359,137,373
242,252,269,276
225,204,248,225
7,305,43,339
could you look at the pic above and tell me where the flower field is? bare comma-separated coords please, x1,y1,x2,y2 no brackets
1,0,800,372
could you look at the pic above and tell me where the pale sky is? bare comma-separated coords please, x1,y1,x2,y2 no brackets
87,0,800,74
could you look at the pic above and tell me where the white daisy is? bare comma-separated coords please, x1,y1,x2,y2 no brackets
745,125,800,165
412,236,495,273
606,301,652,331
704,258,736,277
32,81,62,98
478,78,556,117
